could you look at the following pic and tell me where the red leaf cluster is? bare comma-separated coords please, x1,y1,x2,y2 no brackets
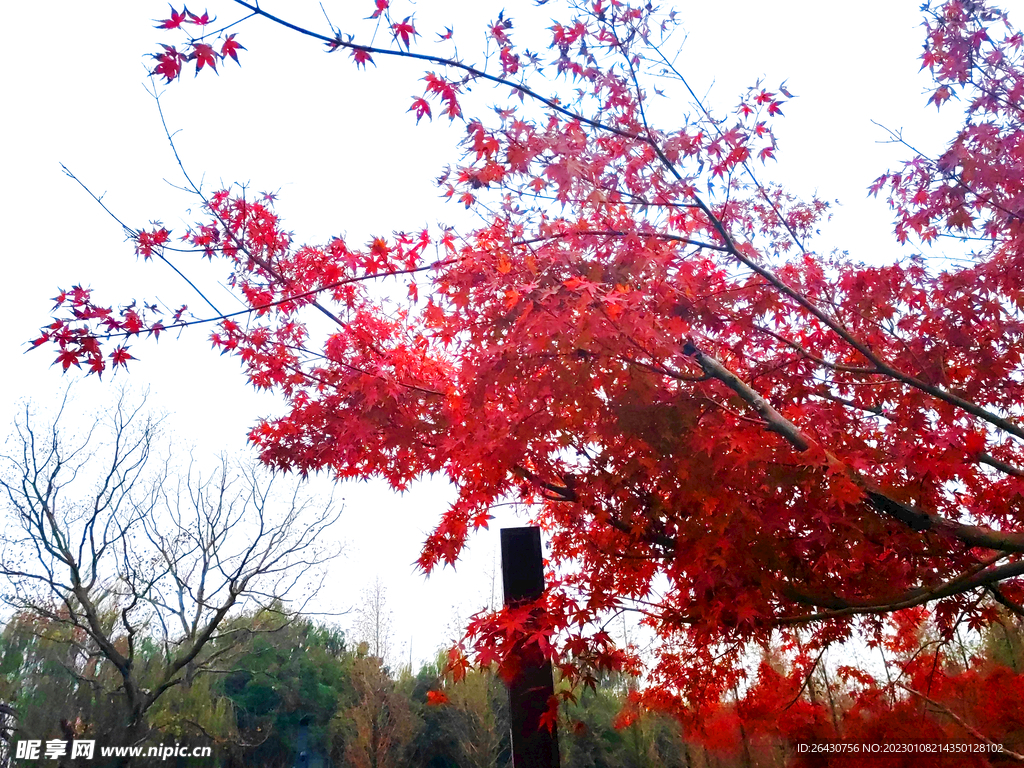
149,7,242,82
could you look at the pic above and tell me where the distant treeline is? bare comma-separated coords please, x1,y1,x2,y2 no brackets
0,605,701,768
2,604,1022,767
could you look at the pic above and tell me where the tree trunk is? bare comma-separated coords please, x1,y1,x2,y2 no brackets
117,711,149,768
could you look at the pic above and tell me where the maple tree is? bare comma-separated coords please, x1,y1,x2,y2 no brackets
34,0,1024,755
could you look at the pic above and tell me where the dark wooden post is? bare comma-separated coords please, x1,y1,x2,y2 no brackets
501,526,561,768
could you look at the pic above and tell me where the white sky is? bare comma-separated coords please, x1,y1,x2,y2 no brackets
1,1,962,668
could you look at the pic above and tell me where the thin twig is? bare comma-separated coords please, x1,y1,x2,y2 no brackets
899,684,1024,761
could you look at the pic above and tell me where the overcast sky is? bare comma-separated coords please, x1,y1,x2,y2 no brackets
1,1,961,667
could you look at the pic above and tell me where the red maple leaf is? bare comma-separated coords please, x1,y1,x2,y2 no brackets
186,8,214,25
537,696,560,732
109,346,134,369
155,6,188,29
929,84,953,108
425,689,449,706
54,349,82,371
409,96,432,123
121,309,144,336
391,17,418,50
189,43,219,74
151,45,183,82
351,48,374,69
221,35,245,65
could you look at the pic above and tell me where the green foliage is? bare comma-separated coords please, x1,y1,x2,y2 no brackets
219,612,354,767
0,610,135,746
982,609,1024,673
147,674,237,751
561,672,688,768
408,653,511,768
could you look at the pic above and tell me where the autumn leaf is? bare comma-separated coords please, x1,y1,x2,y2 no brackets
425,689,449,705
109,346,134,369
947,207,973,229
537,696,560,732
53,349,81,371
151,45,183,82
351,48,374,69
221,35,245,65
409,96,432,123
391,16,418,50
929,84,952,108
186,8,214,25
155,5,188,29
189,43,219,74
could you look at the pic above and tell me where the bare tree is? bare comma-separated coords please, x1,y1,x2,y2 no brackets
353,576,394,666
0,390,342,758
